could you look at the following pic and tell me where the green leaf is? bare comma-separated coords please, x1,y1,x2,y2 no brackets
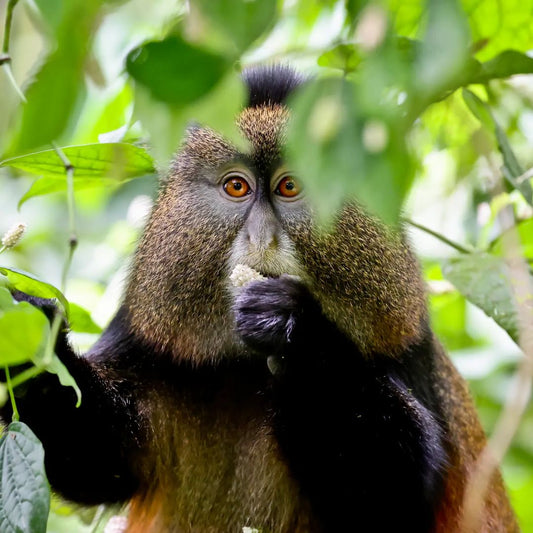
490,219,533,260
389,0,533,62
287,78,413,224
462,89,493,129
45,355,82,407
18,177,119,207
9,1,105,153
462,89,533,205
0,287,14,311
126,35,229,106
69,303,102,334
416,0,470,97
193,0,277,54
1,143,155,179
0,268,69,316
0,422,51,533
474,50,533,82
0,304,49,366
442,252,522,342
317,44,362,73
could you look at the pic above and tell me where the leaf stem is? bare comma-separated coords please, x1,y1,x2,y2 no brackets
10,365,44,389
2,0,19,54
1,0,26,103
4,366,19,422
403,218,473,254
43,312,63,367
51,142,78,293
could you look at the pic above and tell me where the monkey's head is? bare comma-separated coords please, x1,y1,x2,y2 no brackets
124,65,427,363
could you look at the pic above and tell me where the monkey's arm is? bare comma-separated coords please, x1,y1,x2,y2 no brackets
235,276,447,532
1,295,141,505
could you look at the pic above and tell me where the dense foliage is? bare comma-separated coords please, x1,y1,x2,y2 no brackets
0,0,532,531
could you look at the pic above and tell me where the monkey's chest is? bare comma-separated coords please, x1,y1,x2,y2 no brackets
136,374,315,533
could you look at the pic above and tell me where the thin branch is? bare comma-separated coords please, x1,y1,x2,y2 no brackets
1,0,26,103
51,142,78,293
403,218,474,254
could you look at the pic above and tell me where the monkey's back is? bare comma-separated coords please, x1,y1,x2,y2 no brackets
431,340,519,533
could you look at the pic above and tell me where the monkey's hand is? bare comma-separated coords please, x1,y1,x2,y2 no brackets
234,274,316,354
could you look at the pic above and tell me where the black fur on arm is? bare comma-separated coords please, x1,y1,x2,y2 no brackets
234,276,447,532
1,293,141,505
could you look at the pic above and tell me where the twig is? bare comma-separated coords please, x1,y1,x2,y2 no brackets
51,142,78,293
403,218,474,254
1,0,26,102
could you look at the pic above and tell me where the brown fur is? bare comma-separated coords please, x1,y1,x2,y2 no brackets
431,340,519,532
126,379,316,533
122,97,518,531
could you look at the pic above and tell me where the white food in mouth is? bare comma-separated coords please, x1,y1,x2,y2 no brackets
230,264,267,288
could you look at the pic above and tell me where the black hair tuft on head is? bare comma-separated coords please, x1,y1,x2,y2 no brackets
242,64,306,108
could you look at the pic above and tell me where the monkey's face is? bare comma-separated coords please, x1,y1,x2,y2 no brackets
169,104,309,284
125,101,425,361
124,104,314,361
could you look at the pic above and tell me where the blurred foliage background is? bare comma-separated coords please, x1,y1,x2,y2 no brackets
0,0,533,531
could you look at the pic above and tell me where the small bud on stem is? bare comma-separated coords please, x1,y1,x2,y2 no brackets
1,222,27,250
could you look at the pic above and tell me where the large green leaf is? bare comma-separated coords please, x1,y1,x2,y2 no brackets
0,303,49,366
415,0,470,98
9,1,105,153
193,0,277,53
0,422,51,533
1,143,155,205
287,77,413,224
0,268,69,316
126,35,229,106
1,143,155,179
442,252,524,342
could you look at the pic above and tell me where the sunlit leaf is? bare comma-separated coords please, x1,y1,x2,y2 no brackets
0,422,50,533
318,44,362,73
0,268,69,316
442,252,523,342
0,304,48,366
69,303,102,334
0,287,14,310
126,35,229,106
1,143,155,179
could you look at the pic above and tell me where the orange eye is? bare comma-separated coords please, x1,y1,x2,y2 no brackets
275,176,301,198
223,175,251,198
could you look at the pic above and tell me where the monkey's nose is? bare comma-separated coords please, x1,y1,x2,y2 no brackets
245,202,280,252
